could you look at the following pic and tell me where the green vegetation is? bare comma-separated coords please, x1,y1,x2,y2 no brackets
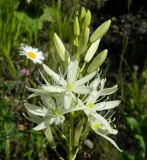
0,0,147,159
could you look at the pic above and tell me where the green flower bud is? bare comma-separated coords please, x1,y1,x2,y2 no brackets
74,16,80,36
84,39,100,63
90,20,111,43
82,10,91,30
53,33,67,61
77,27,90,54
74,119,84,146
87,49,108,73
80,7,86,20
45,127,56,149
73,36,79,47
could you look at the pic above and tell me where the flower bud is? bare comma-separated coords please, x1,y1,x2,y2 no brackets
84,39,100,63
80,7,86,20
82,10,91,30
53,33,67,61
77,27,89,54
90,20,111,43
45,127,56,149
74,119,84,146
74,16,80,36
87,49,108,73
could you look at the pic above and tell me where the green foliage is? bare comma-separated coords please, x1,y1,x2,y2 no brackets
119,68,147,160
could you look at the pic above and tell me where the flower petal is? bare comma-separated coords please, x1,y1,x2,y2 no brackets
73,86,92,94
43,64,67,86
85,91,100,104
23,112,42,124
94,100,121,111
41,96,55,109
89,112,113,132
94,130,122,152
25,103,47,117
101,85,118,96
75,71,97,86
33,119,51,130
90,76,100,89
67,60,78,83
27,86,49,94
64,91,72,109
42,85,66,93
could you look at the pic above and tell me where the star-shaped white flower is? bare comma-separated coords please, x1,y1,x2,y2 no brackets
89,114,122,152
76,75,122,151
24,94,86,130
77,76,120,114
27,59,97,109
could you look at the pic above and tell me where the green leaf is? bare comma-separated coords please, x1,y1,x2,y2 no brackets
135,135,145,159
126,117,141,133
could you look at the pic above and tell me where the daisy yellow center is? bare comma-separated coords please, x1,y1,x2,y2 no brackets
86,103,94,108
94,123,101,129
67,83,74,90
27,51,37,59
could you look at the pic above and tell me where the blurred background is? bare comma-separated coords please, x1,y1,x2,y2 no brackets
0,0,147,159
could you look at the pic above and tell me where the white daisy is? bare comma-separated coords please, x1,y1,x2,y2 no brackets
20,44,44,64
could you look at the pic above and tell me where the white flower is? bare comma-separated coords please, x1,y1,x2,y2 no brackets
24,94,86,130
89,114,122,152
77,75,120,114
77,75,122,151
20,44,44,64
27,59,98,109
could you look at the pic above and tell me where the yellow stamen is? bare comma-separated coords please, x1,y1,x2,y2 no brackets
53,108,59,115
86,103,94,108
27,51,37,59
94,123,101,128
67,83,74,90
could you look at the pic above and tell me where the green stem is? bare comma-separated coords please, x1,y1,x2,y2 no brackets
5,53,17,79
80,62,86,73
5,137,10,160
68,112,74,160
54,148,65,160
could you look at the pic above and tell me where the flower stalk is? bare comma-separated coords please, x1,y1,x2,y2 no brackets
22,7,122,160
